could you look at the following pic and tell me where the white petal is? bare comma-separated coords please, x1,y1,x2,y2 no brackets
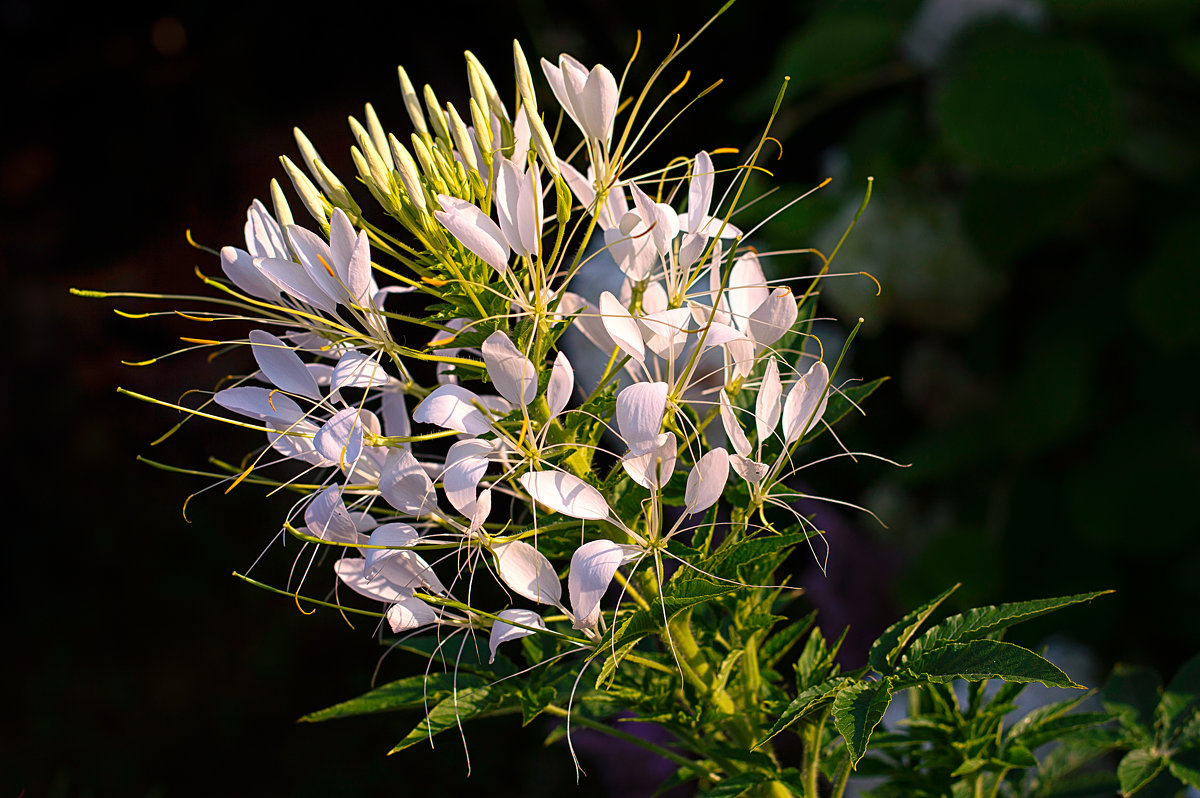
599,291,645,364
494,540,561,606
684,447,729,514
387,597,440,632
546,351,574,419
412,384,492,435
616,381,668,451
641,308,692,360
730,454,769,485
488,609,545,663
365,524,445,595
214,386,301,423
442,438,494,515
286,225,346,308
379,448,438,516
686,151,714,234
328,209,375,307
220,246,279,301
331,351,391,392
305,486,363,544
782,361,831,444
314,407,373,468
621,431,677,489
481,330,537,407
468,487,492,532
245,200,288,260
568,540,639,630
434,195,511,274
579,63,618,144
755,356,782,446
728,252,769,331
256,255,339,314
334,557,412,603
748,286,798,346
380,387,411,441
718,391,751,458
362,522,419,575
519,470,609,520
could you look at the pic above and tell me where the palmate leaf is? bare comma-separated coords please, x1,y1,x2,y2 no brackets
389,682,522,753
754,675,849,747
833,678,895,767
1117,747,1166,796
1160,650,1200,734
910,639,1082,689
1168,748,1200,789
906,591,1111,661
300,672,485,722
868,583,960,673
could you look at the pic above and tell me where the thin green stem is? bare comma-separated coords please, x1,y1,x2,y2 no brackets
542,705,707,777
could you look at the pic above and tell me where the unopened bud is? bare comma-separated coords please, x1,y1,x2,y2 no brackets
280,155,329,225
312,159,359,215
524,106,559,176
465,51,505,122
445,102,478,175
389,133,427,213
364,103,393,171
423,84,452,145
269,178,294,231
513,40,537,115
397,66,429,138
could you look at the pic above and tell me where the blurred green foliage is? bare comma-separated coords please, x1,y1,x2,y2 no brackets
738,0,1200,670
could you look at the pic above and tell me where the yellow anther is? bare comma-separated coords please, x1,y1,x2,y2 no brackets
180,337,222,345
422,276,450,287
316,253,336,278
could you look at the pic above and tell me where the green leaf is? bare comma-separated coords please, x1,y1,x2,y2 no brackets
388,683,521,753
1161,651,1200,734
699,772,769,797
605,580,738,651
1117,748,1166,796
796,625,847,691
594,640,640,690
299,672,484,722
762,611,817,668
1016,712,1116,750
1168,748,1200,788
1103,664,1163,742
833,679,895,768
754,675,849,748
909,640,1082,689
868,583,960,673
908,591,1111,658
692,532,809,584
519,685,557,726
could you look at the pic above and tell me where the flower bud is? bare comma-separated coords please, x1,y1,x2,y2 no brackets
396,65,429,137
280,155,329,224
388,133,427,213
364,103,393,171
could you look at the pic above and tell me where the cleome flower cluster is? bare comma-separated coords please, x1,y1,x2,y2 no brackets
96,34,883,740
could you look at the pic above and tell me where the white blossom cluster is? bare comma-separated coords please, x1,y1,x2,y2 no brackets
181,43,857,664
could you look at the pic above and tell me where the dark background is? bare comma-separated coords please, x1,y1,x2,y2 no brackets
6,0,1200,795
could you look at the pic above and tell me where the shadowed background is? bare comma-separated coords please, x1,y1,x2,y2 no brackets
5,0,1199,795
